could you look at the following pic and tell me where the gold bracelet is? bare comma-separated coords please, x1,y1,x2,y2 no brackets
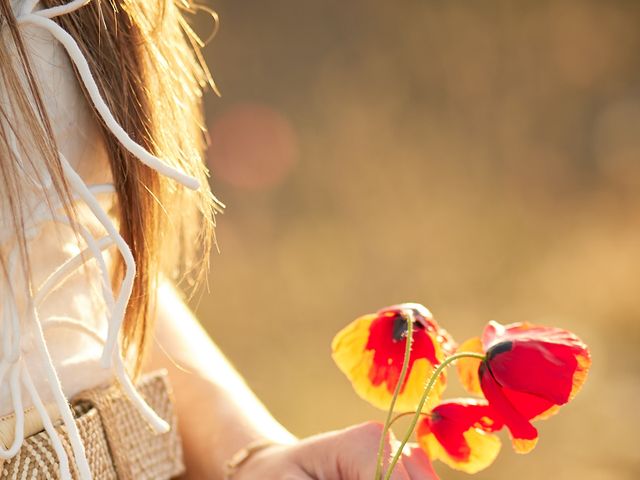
223,439,276,479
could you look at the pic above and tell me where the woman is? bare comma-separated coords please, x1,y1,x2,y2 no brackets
0,0,436,478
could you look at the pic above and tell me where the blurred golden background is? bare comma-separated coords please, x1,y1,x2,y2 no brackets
192,1,640,478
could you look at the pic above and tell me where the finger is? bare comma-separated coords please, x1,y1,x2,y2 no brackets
378,432,411,480
279,463,316,480
402,446,439,480
281,472,314,480
324,422,411,480
379,460,412,480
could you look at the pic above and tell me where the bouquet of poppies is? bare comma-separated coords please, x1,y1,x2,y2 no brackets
332,303,591,479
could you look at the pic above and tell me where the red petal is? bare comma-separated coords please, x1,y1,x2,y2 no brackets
332,305,450,411
482,321,588,357
483,321,591,406
417,399,503,473
500,386,559,421
378,303,457,355
366,305,447,395
479,363,538,453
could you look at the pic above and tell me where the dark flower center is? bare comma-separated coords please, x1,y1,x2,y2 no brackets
486,340,513,362
480,341,514,386
391,314,425,342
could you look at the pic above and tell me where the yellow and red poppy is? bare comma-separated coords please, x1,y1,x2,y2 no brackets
456,321,591,453
332,303,455,411
417,398,503,474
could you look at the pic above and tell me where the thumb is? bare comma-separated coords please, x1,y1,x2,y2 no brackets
292,422,412,480
376,432,412,480
379,461,412,480
402,445,439,480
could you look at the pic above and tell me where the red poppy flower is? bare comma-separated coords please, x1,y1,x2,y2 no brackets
332,303,455,411
456,321,591,453
417,398,504,474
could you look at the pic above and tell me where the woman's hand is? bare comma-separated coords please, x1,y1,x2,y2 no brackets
232,422,439,480
149,286,437,479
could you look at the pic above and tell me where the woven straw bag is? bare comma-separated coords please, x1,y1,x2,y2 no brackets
0,370,184,479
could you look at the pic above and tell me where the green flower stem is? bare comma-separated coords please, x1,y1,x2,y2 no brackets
374,311,415,480
382,351,486,480
388,411,430,428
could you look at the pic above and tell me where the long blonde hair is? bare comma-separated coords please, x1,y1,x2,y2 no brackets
0,0,219,373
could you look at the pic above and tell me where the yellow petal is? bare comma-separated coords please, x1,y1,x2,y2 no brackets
456,337,484,396
418,427,501,474
512,436,538,454
332,315,446,411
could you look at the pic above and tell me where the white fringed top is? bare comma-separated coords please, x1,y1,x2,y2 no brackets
0,1,200,478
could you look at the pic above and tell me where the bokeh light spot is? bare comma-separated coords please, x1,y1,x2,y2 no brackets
207,103,298,189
